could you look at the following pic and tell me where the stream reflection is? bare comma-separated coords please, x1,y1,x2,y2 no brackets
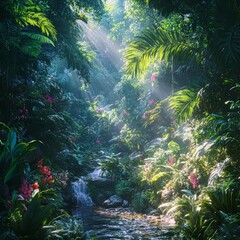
72,206,177,240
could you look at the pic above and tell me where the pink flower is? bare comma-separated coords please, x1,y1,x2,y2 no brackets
146,162,152,167
70,136,77,143
168,156,175,165
151,73,157,82
148,99,156,105
50,74,54,78
189,172,198,189
188,141,193,148
142,110,151,119
142,113,147,119
45,95,55,103
95,107,104,113
121,110,127,116
96,139,101,144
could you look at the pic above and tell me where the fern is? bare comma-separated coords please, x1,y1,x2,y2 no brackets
131,192,148,212
21,32,55,46
13,1,57,40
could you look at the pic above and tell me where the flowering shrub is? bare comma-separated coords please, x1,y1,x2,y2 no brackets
36,159,53,185
19,179,33,200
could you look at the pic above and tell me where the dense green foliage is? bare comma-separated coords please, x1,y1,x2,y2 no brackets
2,0,240,239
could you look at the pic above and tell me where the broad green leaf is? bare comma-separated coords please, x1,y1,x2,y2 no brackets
4,162,17,183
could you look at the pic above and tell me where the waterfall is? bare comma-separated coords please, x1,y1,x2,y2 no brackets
71,178,93,206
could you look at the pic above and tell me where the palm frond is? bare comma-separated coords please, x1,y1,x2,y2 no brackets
216,24,240,68
168,85,204,123
124,26,199,77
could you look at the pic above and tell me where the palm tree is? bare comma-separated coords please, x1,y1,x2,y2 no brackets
124,0,240,122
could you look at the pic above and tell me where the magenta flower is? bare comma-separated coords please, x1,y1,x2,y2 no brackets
96,139,101,144
121,110,127,116
151,73,157,82
19,179,33,200
189,172,198,189
148,99,156,105
45,95,55,103
70,136,77,143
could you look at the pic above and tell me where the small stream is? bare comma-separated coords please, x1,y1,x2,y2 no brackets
72,206,177,240
70,178,177,240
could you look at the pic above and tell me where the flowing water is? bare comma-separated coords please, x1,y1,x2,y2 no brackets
71,178,94,206
71,179,177,239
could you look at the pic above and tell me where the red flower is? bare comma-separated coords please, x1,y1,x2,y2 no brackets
32,182,39,190
96,139,101,144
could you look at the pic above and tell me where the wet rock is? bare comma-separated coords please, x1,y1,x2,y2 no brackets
103,195,123,208
85,230,96,239
88,177,115,188
148,209,160,216
122,200,129,208
95,193,106,206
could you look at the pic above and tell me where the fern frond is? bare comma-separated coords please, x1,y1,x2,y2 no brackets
21,32,55,46
13,3,57,40
124,27,199,77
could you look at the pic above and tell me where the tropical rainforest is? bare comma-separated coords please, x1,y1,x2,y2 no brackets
1,0,240,239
